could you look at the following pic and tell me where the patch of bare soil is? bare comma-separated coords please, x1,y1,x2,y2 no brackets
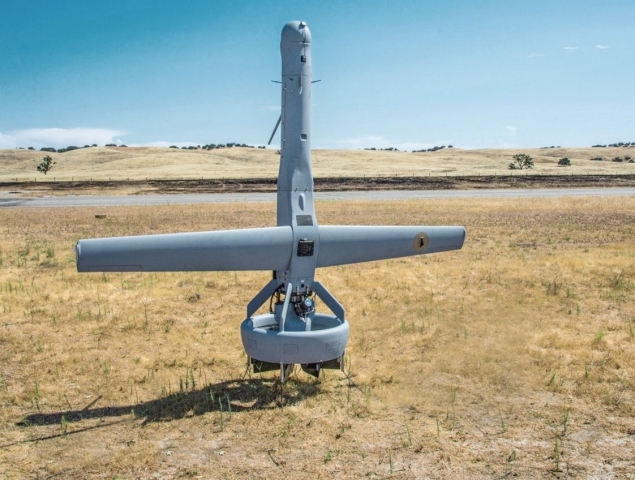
1,174,634,196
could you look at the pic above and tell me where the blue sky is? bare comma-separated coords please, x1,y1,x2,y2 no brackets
1,0,633,150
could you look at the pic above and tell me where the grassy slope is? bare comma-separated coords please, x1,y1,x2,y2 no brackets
1,146,634,181
0,197,634,478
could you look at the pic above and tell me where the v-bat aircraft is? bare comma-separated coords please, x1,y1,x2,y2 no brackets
75,21,466,383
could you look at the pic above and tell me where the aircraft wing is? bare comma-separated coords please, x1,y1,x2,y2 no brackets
317,225,466,268
76,226,293,272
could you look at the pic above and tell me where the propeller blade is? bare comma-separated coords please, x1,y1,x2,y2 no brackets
268,115,282,145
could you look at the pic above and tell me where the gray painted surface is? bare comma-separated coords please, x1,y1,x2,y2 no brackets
241,313,348,365
317,225,466,268
1,187,633,208
76,227,292,272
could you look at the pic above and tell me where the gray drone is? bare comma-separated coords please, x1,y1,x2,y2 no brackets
75,21,466,383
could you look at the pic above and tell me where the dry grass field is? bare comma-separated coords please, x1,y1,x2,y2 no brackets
1,146,635,182
1,196,634,478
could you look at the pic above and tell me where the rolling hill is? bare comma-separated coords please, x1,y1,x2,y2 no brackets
1,145,634,182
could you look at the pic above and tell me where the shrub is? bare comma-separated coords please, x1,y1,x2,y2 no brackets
558,157,571,166
412,145,447,153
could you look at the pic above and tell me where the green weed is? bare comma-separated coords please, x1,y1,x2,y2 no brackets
61,415,68,436
596,328,605,343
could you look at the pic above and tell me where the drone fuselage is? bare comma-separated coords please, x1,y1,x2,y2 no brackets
275,21,319,296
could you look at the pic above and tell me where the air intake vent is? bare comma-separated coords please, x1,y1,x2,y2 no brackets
297,239,314,257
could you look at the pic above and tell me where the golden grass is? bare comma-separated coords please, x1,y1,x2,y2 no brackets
1,196,634,478
1,145,634,182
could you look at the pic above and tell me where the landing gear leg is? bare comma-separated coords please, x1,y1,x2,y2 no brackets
280,363,294,383
279,363,294,409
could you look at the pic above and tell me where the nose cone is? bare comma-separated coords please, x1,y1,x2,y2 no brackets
281,21,311,45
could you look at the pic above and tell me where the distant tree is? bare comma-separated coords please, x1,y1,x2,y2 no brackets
169,145,178,149
57,145,79,153
558,157,571,166
612,157,623,162
105,143,116,147
509,153,534,170
37,155,56,175
591,156,603,161
28,146,34,150
40,147,56,152
92,144,98,147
